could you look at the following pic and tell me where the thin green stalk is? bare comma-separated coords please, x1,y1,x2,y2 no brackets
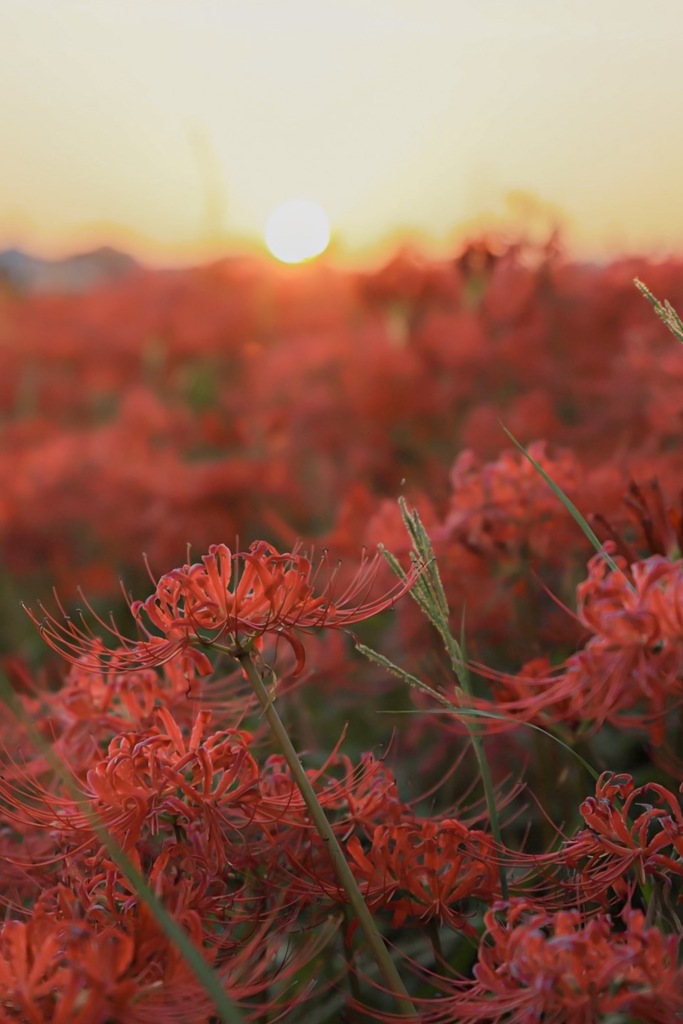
450,619,508,899
383,499,509,899
234,649,417,1019
427,919,445,967
343,908,363,1007
0,671,247,1024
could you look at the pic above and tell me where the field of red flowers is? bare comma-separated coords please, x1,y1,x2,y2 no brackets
1,236,683,1021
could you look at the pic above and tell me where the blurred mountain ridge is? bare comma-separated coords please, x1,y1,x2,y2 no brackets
0,246,141,293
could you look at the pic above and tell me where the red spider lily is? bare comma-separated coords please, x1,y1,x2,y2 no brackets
48,846,258,952
55,656,208,728
346,819,500,934
0,889,323,1024
560,771,683,905
416,901,683,1024
27,541,422,676
0,709,262,875
576,546,683,644
253,746,407,831
140,843,275,948
341,754,409,829
463,641,682,742
31,665,183,778
443,442,581,562
0,658,247,807
573,547,683,736
0,914,139,1024
592,478,683,562
47,655,259,766
243,752,413,912
455,544,683,740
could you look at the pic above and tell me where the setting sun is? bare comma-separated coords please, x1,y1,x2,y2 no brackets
264,199,331,264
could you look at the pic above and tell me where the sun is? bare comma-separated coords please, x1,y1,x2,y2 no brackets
264,198,331,264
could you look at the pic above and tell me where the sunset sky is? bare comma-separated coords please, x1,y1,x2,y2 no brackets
2,0,683,265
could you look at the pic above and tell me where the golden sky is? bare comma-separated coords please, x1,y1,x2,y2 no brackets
2,0,683,264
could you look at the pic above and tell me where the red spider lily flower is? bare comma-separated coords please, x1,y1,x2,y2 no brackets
592,478,683,562
443,442,581,562
0,891,323,1024
253,745,407,830
241,752,412,911
86,714,261,872
573,547,683,737
0,915,139,1024
27,541,422,676
576,546,683,645
436,641,676,743
0,710,262,874
560,771,683,905
347,819,500,934
418,901,683,1024
341,754,409,829
460,544,683,740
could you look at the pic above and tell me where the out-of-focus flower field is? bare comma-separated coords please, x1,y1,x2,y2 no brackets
2,236,683,1021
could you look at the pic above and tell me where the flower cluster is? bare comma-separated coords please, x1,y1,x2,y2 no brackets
2,239,683,1019
432,901,683,1023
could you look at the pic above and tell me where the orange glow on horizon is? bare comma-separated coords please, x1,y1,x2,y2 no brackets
2,1,683,266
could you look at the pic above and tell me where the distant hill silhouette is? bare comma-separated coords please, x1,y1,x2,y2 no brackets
0,246,141,293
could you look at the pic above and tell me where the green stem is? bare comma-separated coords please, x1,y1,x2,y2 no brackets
237,650,417,1019
343,908,363,1008
449,626,509,900
427,919,445,967
451,688,508,900
387,501,510,899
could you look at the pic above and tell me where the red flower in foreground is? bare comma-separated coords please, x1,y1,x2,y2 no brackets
561,771,683,904
28,541,421,675
422,901,683,1023
576,547,683,646
0,896,320,1024
347,819,500,934
463,545,683,740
